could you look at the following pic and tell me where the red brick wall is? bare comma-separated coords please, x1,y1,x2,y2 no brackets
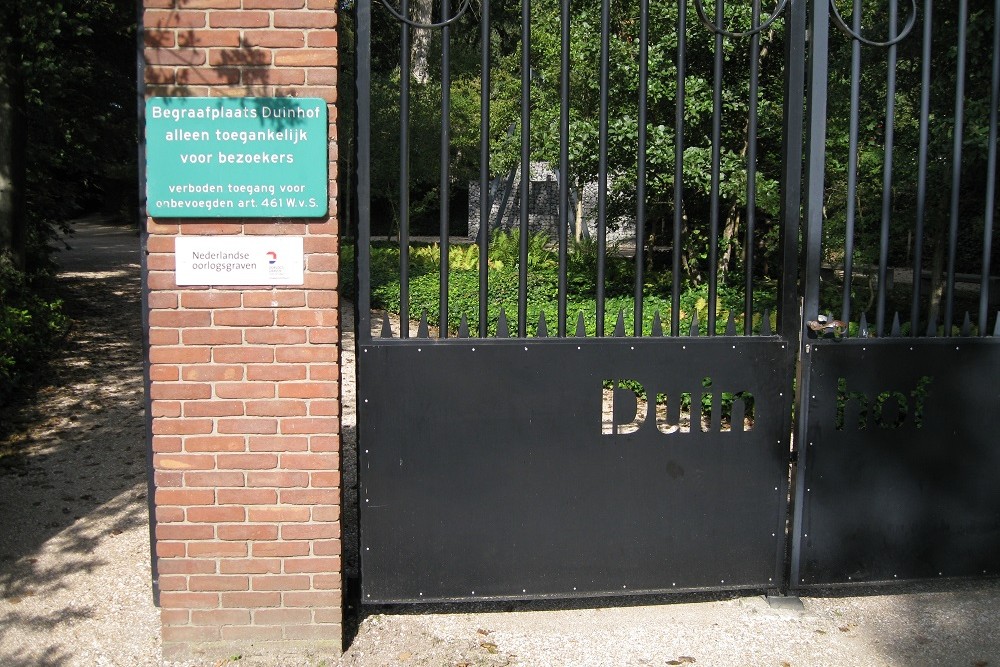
141,0,341,659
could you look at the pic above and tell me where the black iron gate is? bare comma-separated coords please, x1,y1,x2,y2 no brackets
351,0,999,602
791,0,1000,588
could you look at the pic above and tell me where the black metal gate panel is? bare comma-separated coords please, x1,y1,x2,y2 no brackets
793,340,1000,587
352,0,806,602
359,338,792,602
350,0,1000,603
791,0,1000,588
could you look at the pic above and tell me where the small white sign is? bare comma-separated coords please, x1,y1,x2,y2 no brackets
174,236,304,285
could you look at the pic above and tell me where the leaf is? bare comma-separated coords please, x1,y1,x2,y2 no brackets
480,642,498,654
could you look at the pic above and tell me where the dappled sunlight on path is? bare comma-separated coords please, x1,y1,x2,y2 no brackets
0,218,160,667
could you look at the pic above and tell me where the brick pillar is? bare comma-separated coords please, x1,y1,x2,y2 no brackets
142,0,341,660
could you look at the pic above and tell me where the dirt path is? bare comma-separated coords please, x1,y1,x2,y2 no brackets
0,218,160,666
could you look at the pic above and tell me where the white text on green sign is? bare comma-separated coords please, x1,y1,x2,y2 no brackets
145,97,328,218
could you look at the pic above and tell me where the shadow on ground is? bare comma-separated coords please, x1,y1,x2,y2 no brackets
0,219,151,666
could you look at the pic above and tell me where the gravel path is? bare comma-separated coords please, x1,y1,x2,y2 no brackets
0,218,160,666
2,219,999,667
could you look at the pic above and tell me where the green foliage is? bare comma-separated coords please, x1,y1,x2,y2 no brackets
344,0,799,284
0,254,67,397
363,54,519,236
485,0,789,283
343,0,998,327
355,232,777,337
817,2,1000,319
565,237,634,299
0,0,137,266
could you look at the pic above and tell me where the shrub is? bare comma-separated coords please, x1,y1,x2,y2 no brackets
0,254,68,399
348,231,778,337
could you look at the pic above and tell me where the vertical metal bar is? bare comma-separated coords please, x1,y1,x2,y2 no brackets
765,0,807,594
558,0,570,337
911,0,932,336
519,0,530,338
480,0,491,337
358,0,373,342
981,0,1000,335
875,0,898,338
708,0,724,336
635,0,650,337
776,0,808,597
790,0,830,591
841,0,862,326
596,0,611,337
398,0,411,337
744,0,761,334
440,0,452,338
945,0,969,336
672,0,686,337
778,0,806,342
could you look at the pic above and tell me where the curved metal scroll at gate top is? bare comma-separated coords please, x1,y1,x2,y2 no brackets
377,0,472,29
352,0,1000,604
828,0,917,47
693,0,790,39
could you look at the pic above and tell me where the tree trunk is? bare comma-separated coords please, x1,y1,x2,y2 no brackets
927,232,946,333
0,18,27,271
719,202,741,282
575,188,583,240
717,28,776,282
680,202,702,284
0,78,14,257
411,0,433,85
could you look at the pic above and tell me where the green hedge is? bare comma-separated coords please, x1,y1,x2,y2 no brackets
345,231,778,337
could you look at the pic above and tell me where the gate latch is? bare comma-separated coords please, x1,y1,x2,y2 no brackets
806,315,847,338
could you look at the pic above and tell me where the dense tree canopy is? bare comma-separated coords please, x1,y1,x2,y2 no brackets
0,0,136,269
0,0,135,395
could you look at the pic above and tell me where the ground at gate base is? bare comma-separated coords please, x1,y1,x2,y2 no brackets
0,218,998,667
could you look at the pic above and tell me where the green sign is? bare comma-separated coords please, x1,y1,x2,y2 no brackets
145,97,328,218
